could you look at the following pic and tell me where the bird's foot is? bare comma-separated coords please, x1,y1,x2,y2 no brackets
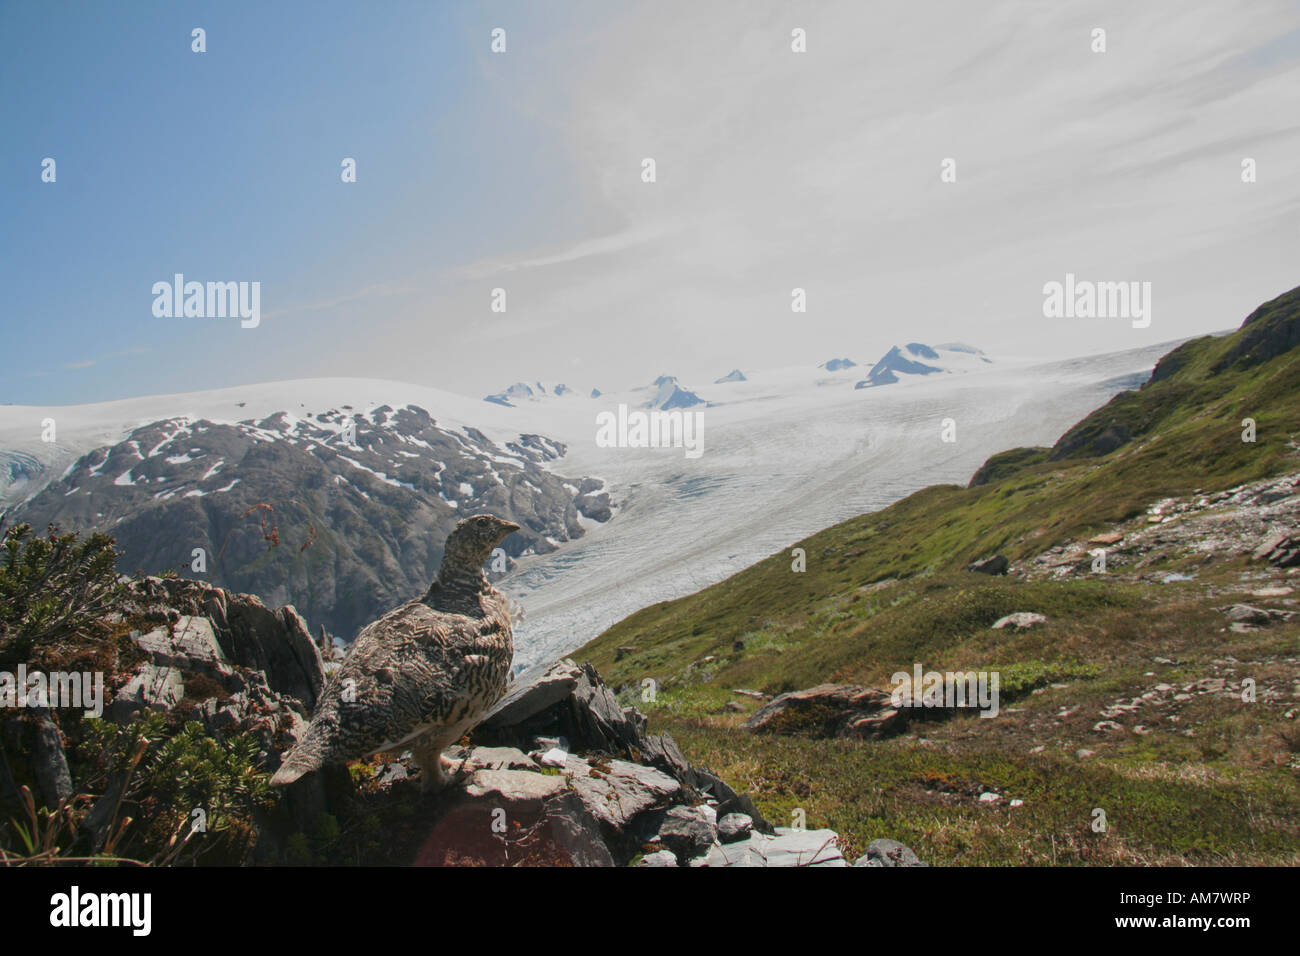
414,749,471,793
439,751,472,785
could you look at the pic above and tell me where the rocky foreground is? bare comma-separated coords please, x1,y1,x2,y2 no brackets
6,575,921,866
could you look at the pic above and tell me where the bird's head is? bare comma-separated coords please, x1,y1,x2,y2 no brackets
439,514,521,579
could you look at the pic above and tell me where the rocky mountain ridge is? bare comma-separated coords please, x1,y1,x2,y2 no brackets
7,403,611,644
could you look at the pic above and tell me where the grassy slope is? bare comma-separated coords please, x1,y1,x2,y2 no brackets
575,285,1300,864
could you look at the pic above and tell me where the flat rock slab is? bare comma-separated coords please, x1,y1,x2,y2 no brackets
109,663,185,720
133,616,230,671
563,755,681,830
463,769,566,811
460,746,538,772
483,658,583,728
703,827,846,867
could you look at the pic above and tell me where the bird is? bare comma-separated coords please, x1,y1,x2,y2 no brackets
270,513,520,792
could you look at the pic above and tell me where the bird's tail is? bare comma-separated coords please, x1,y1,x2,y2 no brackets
269,745,323,787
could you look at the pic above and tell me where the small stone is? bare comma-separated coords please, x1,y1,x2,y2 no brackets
992,612,1048,630
537,747,568,767
717,812,754,843
657,805,718,859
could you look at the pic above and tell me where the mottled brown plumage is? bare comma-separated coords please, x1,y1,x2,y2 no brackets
270,514,519,791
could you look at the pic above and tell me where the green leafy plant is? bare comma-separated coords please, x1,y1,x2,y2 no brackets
0,523,122,662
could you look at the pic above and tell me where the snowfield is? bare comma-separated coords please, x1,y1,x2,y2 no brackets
491,342,1181,666
0,340,1186,667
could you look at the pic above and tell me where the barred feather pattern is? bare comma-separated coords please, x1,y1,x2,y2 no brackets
271,515,517,790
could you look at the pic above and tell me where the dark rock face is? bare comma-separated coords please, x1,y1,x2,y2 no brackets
22,708,73,807
655,805,717,858
1212,284,1300,374
743,684,905,739
968,554,1009,576
10,404,610,644
1254,533,1300,568
855,345,942,389
129,577,325,709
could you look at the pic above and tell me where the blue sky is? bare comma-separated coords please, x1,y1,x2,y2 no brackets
4,0,1300,406
2,0,599,403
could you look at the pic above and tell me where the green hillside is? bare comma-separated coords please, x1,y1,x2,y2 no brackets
576,284,1300,865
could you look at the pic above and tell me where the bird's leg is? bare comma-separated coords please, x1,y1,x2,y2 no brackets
411,737,450,793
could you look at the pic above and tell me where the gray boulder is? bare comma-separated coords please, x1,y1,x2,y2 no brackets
968,555,1009,575
743,684,903,739
853,838,928,867
655,805,718,859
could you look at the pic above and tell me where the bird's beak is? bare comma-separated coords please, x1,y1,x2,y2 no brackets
501,521,521,535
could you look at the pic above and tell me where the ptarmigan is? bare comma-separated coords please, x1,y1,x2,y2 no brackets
270,514,520,792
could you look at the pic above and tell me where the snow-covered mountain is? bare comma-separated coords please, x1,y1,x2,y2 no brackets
856,342,992,389
0,379,612,644
818,358,858,372
483,381,589,407
0,340,1191,668
641,375,707,410
714,369,747,384
485,340,1188,666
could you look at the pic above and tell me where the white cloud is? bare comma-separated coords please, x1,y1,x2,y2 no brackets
384,0,1300,392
